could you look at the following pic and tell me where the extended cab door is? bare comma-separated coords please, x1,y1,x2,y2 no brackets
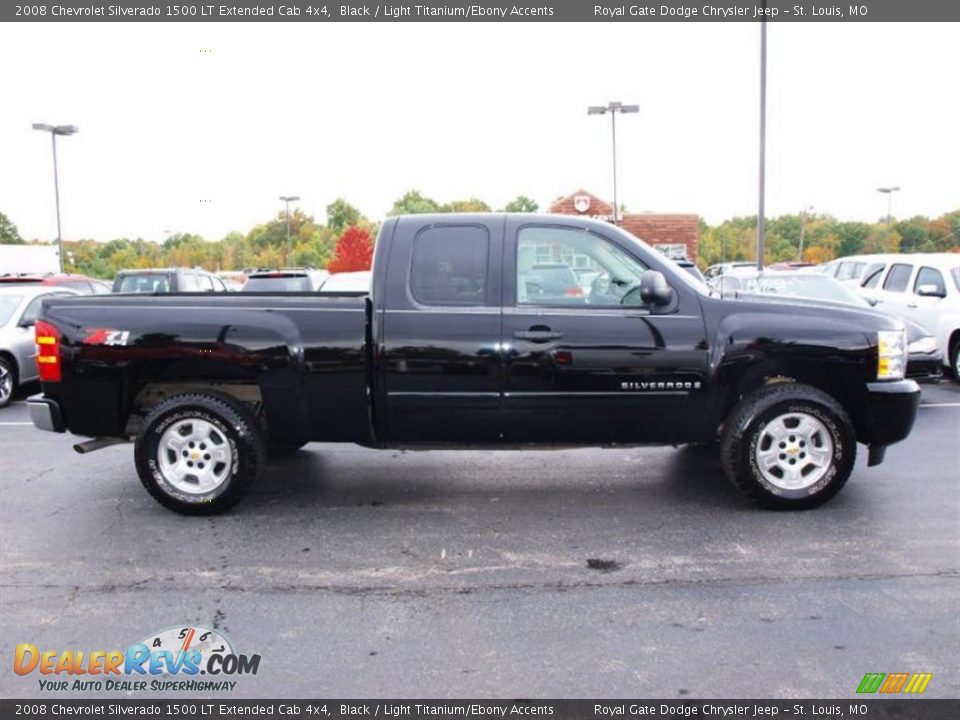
377,217,503,442
500,220,709,444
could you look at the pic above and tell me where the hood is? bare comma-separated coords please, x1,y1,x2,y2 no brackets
711,291,907,334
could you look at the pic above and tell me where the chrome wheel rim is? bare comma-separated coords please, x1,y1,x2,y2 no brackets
755,411,834,491
0,365,12,404
157,418,233,495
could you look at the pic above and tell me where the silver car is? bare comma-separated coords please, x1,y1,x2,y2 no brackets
0,285,78,407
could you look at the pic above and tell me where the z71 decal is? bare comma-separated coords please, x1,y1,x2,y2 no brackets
83,329,131,346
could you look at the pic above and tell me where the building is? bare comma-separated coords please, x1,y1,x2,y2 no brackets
549,189,700,262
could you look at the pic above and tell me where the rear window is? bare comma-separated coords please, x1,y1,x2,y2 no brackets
861,263,886,288
914,267,946,296
836,261,865,281
241,275,313,292
410,225,489,306
882,263,912,292
115,274,173,293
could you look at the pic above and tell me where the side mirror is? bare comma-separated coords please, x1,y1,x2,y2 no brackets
916,284,946,298
865,297,879,307
639,270,673,307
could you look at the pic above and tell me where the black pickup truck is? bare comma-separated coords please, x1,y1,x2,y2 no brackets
27,214,921,513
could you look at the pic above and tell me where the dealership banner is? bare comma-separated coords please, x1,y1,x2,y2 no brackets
4,0,959,22
1,700,959,719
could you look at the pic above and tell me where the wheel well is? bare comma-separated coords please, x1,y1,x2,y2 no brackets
0,351,18,383
129,382,262,433
950,329,960,357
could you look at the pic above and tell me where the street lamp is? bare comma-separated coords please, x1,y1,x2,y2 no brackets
587,101,639,224
877,186,900,252
797,204,814,261
32,123,78,273
278,195,300,266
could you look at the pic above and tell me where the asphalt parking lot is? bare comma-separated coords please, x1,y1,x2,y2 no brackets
1,382,958,699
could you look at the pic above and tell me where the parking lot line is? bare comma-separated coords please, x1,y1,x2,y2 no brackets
919,402,960,408
0,422,33,426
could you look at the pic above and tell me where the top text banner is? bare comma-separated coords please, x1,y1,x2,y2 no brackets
5,0,959,22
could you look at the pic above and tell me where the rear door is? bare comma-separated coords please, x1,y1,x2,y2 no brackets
379,217,503,442
500,220,709,444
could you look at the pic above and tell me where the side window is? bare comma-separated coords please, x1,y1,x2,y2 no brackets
914,267,946,296
517,227,648,307
409,226,489,306
882,263,913,293
861,263,886,288
178,273,201,292
196,274,215,292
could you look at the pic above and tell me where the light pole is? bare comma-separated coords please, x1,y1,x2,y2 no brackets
278,195,300,266
877,187,900,252
756,10,768,271
797,205,814,261
32,123,78,273
587,101,639,224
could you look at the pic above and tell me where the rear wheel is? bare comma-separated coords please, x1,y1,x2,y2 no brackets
721,383,856,509
0,357,14,408
134,392,265,514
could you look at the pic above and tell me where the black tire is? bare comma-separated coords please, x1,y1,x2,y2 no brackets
134,392,265,515
0,356,15,409
951,339,960,383
268,441,307,456
720,383,856,510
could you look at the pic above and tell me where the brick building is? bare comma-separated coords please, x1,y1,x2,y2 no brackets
549,190,700,262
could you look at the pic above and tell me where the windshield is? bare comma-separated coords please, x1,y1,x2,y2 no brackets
241,275,313,292
742,274,867,306
0,295,24,326
116,273,173,293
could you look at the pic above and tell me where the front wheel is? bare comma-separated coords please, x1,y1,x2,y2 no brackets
720,383,856,510
0,357,15,408
134,392,265,514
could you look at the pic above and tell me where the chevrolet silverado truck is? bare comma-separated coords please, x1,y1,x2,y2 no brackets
27,214,921,514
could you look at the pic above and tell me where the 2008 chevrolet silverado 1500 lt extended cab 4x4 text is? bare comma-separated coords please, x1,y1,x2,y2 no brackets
26,214,921,513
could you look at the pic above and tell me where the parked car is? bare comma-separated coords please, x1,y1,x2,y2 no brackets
766,261,816,271
819,255,893,286
0,273,111,295
856,253,960,379
518,263,583,303
318,271,371,293
703,261,756,283
241,268,329,292
0,285,79,407
113,268,229,294
674,259,706,284
733,271,942,382
28,213,920,514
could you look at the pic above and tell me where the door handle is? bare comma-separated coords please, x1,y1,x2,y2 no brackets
907,302,918,308
513,327,564,343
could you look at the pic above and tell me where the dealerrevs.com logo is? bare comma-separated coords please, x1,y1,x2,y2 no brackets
14,625,261,693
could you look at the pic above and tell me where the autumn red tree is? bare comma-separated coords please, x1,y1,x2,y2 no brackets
326,226,373,273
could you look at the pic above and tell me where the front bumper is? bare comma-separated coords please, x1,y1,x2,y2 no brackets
27,394,65,433
862,379,921,449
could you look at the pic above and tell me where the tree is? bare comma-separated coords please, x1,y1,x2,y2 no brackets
388,190,441,216
0,211,23,244
326,198,362,233
502,195,539,213
327,226,374,273
443,198,491,213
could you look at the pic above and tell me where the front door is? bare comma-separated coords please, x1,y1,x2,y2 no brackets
500,221,708,444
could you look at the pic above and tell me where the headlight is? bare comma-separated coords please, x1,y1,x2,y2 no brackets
877,329,906,380
907,336,939,355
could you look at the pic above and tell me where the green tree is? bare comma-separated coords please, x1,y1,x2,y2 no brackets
442,198,491,213
388,190,442,216
0,211,24,244
502,195,539,213
326,198,363,233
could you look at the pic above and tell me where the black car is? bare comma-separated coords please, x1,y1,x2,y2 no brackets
28,214,920,514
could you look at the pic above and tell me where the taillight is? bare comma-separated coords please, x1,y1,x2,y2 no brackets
564,287,584,297
35,320,61,382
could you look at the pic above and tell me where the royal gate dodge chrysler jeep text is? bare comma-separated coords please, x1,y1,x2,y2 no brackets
27,214,920,513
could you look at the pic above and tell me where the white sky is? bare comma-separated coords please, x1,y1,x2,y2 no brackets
1,21,957,243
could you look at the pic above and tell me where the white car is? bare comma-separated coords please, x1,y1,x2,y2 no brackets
318,271,372,293
819,254,894,286
0,285,79,407
857,253,960,379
